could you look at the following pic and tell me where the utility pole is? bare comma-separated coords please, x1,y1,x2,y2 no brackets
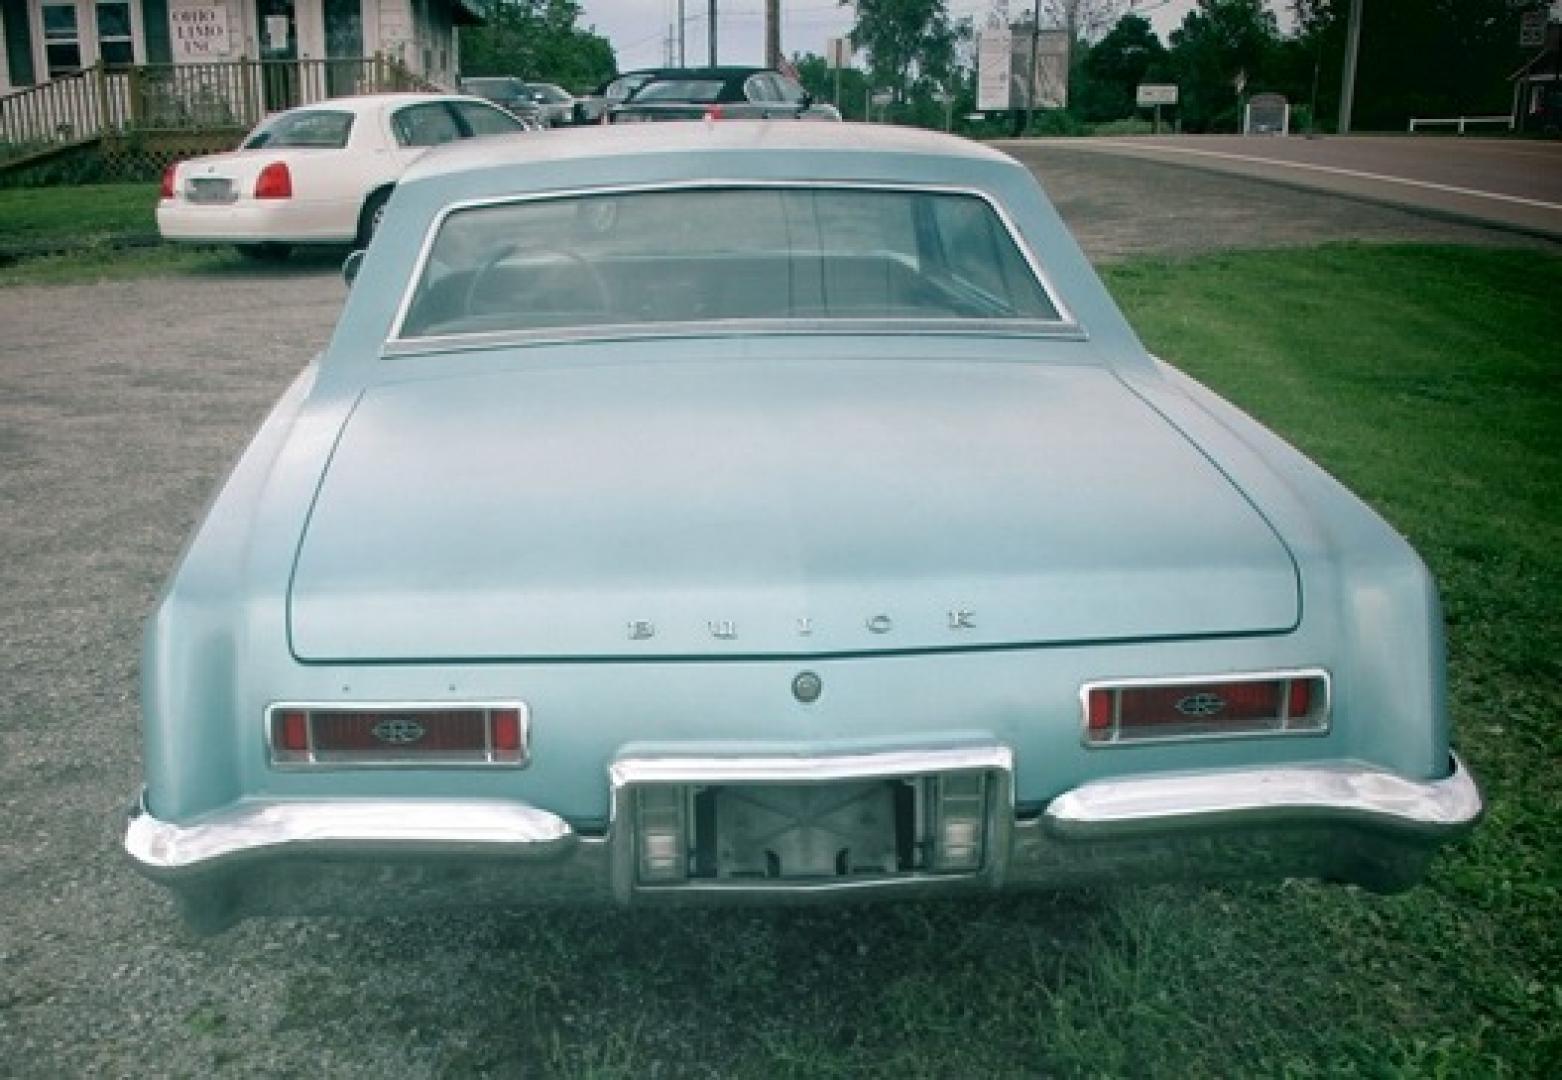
678,0,686,67
1337,0,1363,135
765,0,780,69
709,0,718,68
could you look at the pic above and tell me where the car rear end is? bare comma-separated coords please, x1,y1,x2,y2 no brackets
126,129,1480,931
125,335,1481,931
156,108,365,244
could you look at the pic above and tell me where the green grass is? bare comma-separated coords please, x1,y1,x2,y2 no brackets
0,181,159,249
0,182,356,285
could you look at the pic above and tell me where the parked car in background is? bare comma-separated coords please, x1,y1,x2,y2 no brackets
156,93,533,260
523,82,576,126
608,66,840,122
572,68,666,124
126,123,1479,932
457,77,545,128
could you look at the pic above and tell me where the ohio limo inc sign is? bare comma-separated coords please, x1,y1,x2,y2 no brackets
169,0,232,60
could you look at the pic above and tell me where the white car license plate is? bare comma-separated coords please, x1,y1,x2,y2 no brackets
186,177,234,204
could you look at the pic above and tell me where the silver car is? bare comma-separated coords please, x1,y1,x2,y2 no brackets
523,82,576,126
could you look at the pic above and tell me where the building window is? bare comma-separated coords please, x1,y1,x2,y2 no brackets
96,1,134,67
42,0,82,77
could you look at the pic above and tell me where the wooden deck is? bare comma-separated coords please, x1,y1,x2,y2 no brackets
1,57,438,175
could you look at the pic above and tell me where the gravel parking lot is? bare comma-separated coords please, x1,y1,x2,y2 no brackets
0,152,1552,1076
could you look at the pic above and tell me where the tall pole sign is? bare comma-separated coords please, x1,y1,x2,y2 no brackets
826,37,851,108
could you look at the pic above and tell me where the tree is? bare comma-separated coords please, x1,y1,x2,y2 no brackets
1077,12,1169,121
1169,0,1281,131
793,51,872,121
1289,0,1521,132
844,0,957,104
1038,0,1131,45
460,0,616,91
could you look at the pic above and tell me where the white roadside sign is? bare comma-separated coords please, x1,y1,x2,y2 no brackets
1136,83,1179,107
977,29,1012,112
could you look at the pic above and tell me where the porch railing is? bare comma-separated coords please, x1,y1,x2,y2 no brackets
1,57,441,163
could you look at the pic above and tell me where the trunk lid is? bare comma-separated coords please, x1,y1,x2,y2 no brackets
289,349,1298,660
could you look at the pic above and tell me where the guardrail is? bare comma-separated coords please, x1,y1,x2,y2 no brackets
1407,115,1512,134
1,57,440,164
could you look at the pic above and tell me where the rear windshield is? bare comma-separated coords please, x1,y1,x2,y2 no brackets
399,186,1062,340
632,80,725,103
244,110,354,149
608,74,654,101
526,83,570,102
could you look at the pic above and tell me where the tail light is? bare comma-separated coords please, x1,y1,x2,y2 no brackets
1083,672,1329,745
704,105,724,120
160,163,177,199
254,161,292,199
268,704,528,766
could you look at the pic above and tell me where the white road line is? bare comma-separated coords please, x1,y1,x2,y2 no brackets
1082,141,1562,213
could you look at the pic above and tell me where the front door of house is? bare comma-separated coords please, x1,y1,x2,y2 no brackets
322,0,363,98
256,0,298,111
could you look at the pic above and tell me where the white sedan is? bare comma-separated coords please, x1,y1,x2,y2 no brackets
157,93,532,261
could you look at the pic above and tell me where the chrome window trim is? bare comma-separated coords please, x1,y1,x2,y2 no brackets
1078,668,1332,749
387,179,1081,348
382,317,1087,357
264,700,531,770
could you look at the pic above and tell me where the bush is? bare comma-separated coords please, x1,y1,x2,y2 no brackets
1024,108,1086,136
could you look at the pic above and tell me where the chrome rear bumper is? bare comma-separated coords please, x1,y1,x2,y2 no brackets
124,751,1481,932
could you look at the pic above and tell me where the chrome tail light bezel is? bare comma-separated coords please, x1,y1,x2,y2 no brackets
1079,669,1331,748
265,702,530,769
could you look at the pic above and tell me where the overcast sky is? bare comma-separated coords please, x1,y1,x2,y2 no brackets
577,1,1210,73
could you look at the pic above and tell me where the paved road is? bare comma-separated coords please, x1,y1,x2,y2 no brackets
0,156,1554,1076
1011,135,1562,240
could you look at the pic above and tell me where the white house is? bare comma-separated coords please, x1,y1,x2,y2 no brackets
0,0,480,158
0,0,479,95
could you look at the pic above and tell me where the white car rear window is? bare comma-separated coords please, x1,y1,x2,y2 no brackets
399,186,1062,340
243,110,354,149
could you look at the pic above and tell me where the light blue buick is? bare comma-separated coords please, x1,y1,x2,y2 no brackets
124,123,1481,931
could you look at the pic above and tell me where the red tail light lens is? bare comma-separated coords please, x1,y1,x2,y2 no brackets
254,161,292,199
269,704,528,766
276,709,309,752
160,163,177,199
1082,673,1328,745
491,708,522,753
705,105,724,120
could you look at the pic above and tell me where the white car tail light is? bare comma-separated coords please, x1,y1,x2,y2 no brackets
254,161,292,199
267,704,528,767
1083,671,1329,745
160,163,177,199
